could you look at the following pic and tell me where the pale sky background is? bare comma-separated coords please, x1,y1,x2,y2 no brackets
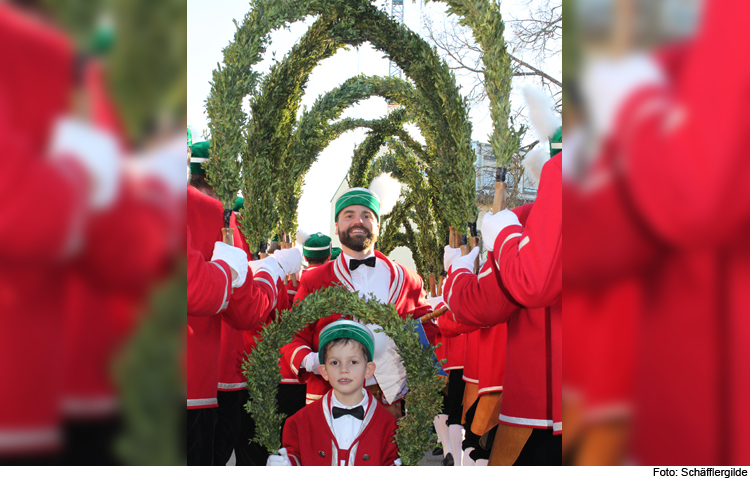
187,0,561,235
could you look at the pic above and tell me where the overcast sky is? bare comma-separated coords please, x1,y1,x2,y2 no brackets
187,0,561,235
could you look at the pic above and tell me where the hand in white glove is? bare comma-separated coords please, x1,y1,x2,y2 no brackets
272,248,302,276
480,210,521,252
581,53,666,139
49,117,122,210
248,256,284,282
211,241,249,288
393,458,403,466
443,245,462,273
266,448,291,466
426,295,444,311
451,246,480,273
301,352,321,375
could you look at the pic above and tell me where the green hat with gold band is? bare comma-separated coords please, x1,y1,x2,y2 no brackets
303,232,332,259
330,247,342,261
233,196,244,212
335,188,380,222
549,126,562,158
318,319,375,363
190,140,210,175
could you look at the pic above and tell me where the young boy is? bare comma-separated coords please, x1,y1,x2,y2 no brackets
267,320,401,466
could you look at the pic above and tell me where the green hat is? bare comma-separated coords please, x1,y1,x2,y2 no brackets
190,140,210,175
187,126,192,147
303,232,332,259
318,319,375,362
233,196,244,212
549,127,562,158
335,188,380,222
90,16,115,55
330,247,342,261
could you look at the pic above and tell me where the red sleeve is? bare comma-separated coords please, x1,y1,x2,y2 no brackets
0,6,89,262
187,225,232,316
287,276,314,376
222,270,277,332
0,140,88,262
494,154,561,309
222,223,278,331
563,164,663,287
443,259,522,327
436,307,481,338
75,178,172,291
403,269,439,345
282,412,302,466
380,411,400,466
616,0,750,247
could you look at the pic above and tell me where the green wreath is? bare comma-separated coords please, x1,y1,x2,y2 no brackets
243,285,443,466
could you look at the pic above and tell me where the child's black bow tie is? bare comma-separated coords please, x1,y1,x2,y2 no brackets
332,405,365,420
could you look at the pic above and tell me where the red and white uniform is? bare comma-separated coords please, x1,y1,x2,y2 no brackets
437,309,506,396
565,0,750,465
219,227,291,393
282,390,399,466
186,186,277,409
0,5,154,455
278,266,319,384
187,225,233,316
445,201,560,434
435,312,467,373
288,251,437,404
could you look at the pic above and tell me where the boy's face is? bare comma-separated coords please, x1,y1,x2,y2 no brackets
319,340,376,406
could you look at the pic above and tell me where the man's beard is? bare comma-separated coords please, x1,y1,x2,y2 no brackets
339,225,378,252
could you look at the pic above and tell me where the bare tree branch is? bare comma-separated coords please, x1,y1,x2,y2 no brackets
509,53,561,87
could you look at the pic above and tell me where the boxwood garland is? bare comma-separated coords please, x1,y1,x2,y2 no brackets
221,0,476,248
242,285,443,466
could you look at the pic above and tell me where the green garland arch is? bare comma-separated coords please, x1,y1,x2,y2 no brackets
223,0,476,249
243,286,443,466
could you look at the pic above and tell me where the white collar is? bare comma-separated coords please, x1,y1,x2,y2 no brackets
341,252,376,266
331,388,368,412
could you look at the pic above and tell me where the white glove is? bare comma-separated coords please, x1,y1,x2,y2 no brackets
266,448,291,466
248,256,284,282
393,458,403,466
480,210,521,252
211,241,249,288
49,117,122,210
426,295,444,311
443,245,462,273
271,248,302,276
581,53,666,139
451,246,480,272
301,352,321,374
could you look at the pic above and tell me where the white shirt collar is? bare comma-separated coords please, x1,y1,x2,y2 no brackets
341,251,376,267
331,388,368,412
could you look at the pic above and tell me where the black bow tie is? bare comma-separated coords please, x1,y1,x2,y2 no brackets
332,405,365,420
349,257,376,271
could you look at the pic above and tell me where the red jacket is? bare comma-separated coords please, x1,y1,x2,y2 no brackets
283,390,399,466
437,308,506,395
187,225,233,316
435,312,467,371
565,1,750,463
186,186,277,408
444,201,560,433
288,251,437,403
0,5,141,455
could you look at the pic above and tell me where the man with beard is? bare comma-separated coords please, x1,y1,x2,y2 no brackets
284,187,438,418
